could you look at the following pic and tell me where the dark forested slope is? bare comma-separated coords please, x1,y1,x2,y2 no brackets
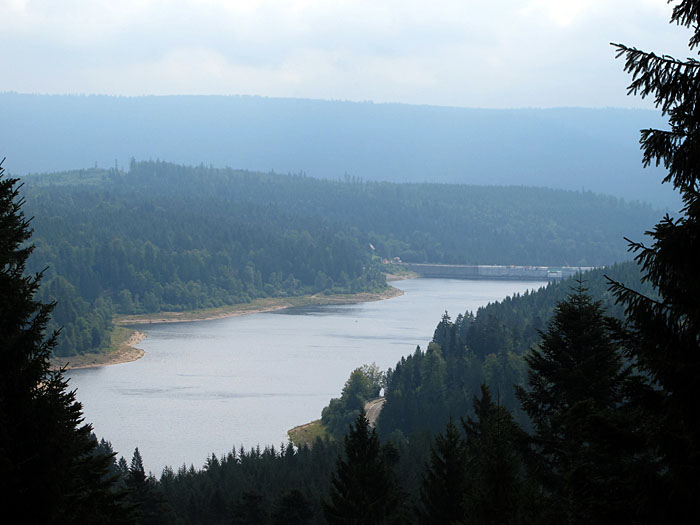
376,261,651,440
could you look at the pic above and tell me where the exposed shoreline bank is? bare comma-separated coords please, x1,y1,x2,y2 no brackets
51,328,146,371
58,283,406,370
114,285,404,325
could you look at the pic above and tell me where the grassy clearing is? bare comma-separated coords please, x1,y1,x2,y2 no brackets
382,264,420,281
288,420,330,448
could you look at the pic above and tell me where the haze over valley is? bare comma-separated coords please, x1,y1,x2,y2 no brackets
1,94,678,209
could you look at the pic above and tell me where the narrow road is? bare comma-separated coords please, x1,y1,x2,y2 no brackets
364,397,386,427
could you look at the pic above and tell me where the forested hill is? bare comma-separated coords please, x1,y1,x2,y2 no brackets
1,93,679,209
20,161,657,356
377,261,651,441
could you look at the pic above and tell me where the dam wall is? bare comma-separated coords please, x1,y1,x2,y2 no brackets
400,263,595,282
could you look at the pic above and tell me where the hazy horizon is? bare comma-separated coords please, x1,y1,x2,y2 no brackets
0,89,677,111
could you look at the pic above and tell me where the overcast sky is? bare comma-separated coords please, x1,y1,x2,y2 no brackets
0,0,693,108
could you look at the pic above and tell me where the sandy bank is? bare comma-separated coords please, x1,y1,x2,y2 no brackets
114,285,403,325
51,329,146,371
384,271,419,282
58,285,404,370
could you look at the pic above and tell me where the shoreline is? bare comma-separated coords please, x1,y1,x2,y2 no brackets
60,284,405,370
51,329,146,371
115,285,404,325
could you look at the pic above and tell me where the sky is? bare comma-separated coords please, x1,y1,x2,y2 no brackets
0,0,694,108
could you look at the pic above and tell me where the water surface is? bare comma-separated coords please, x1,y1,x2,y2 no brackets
68,278,545,474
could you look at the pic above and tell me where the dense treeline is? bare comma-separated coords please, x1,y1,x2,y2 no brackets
271,181,657,266
94,437,342,524
307,231,650,454
20,160,657,355
377,262,651,437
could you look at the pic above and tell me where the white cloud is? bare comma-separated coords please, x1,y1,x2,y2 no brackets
520,0,596,27
0,0,691,107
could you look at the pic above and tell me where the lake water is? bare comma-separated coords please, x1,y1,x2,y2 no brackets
67,278,546,475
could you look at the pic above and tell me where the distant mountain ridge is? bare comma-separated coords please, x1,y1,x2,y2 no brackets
0,92,678,209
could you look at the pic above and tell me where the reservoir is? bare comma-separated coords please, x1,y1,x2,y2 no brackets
67,278,546,475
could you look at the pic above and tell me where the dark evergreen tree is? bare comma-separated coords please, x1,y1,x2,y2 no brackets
124,448,174,524
432,311,460,359
0,159,129,521
610,1,700,519
117,455,129,477
323,413,406,524
271,489,313,525
94,437,126,484
417,418,468,524
231,490,269,525
129,447,147,485
516,284,640,523
462,385,529,525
